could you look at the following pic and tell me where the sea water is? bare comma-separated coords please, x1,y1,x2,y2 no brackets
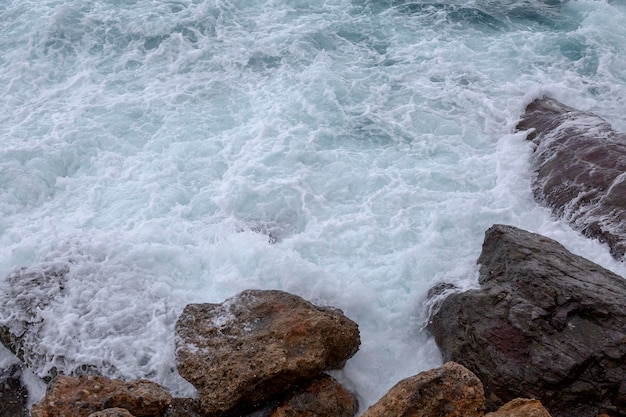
1,0,626,411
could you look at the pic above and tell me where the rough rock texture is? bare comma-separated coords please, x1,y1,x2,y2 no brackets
517,96,626,260
0,363,30,417
269,374,358,417
88,409,136,417
175,289,360,417
485,398,551,417
31,375,172,417
163,398,204,417
360,362,484,417
429,224,626,417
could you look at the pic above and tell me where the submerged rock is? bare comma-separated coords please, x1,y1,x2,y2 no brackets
429,224,626,417
517,96,626,260
31,375,172,417
175,289,360,417
360,361,484,417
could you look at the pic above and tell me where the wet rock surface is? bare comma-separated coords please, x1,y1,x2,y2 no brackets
360,361,485,417
0,263,69,365
31,375,172,417
0,363,30,417
175,289,360,417
517,96,626,260
429,224,626,417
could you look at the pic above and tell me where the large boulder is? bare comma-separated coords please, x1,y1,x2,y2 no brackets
360,361,484,417
31,375,172,417
429,224,626,417
517,97,626,260
175,289,360,417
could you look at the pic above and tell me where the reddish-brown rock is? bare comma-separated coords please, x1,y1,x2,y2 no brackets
31,375,172,417
360,362,485,417
485,399,551,417
88,409,135,417
270,374,358,417
517,96,626,260
175,289,360,417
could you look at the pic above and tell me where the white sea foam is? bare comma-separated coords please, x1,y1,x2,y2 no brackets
1,0,625,412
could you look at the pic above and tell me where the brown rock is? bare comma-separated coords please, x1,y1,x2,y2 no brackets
31,375,172,417
175,289,360,417
162,398,204,417
516,96,626,260
88,408,135,417
270,374,358,417
485,399,551,417
360,362,485,417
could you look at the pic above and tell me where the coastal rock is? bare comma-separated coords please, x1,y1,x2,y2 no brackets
175,289,360,417
0,363,30,417
88,409,135,417
269,374,358,417
517,97,626,260
485,398,551,417
31,375,172,417
0,263,69,364
360,362,484,417
163,398,204,417
429,224,626,417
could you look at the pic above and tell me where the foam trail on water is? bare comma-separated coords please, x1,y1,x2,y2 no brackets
1,0,625,411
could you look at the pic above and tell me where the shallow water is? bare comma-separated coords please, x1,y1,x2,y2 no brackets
1,0,626,411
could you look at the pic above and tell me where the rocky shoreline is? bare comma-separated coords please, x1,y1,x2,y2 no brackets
1,97,626,417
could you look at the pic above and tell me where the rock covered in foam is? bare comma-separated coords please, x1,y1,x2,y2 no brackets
0,263,69,365
30,375,172,417
269,374,358,417
175,289,360,416
360,362,485,417
428,224,626,417
517,97,626,260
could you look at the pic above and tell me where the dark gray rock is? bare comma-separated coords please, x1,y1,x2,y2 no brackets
0,262,68,365
517,97,626,260
0,363,30,417
429,224,626,417
175,289,360,417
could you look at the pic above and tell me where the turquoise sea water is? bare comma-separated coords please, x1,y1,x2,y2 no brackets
1,0,626,410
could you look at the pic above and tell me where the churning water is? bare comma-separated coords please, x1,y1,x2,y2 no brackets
1,0,626,411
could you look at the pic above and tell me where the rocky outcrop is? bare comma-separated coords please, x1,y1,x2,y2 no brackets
429,224,626,417
175,289,360,417
517,97,626,260
31,375,172,417
360,362,485,417
269,374,358,417
0,363,30,417
484,398,551,417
